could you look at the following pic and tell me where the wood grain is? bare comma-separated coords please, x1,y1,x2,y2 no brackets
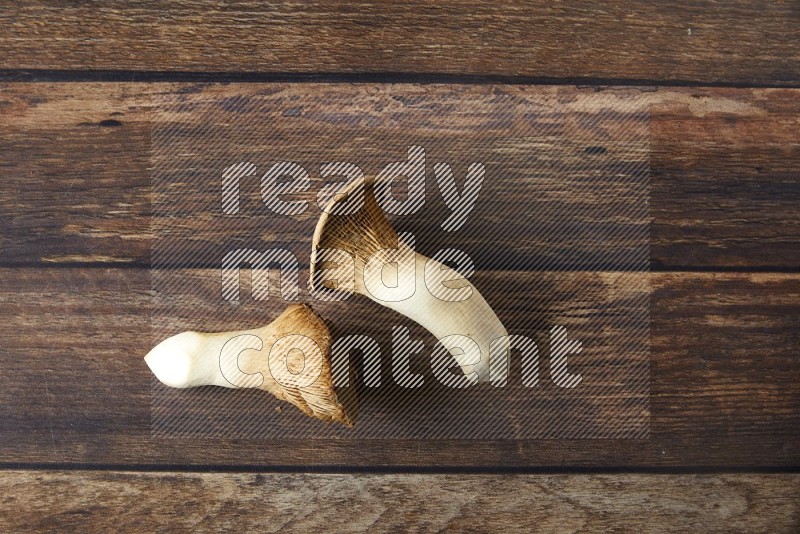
1,471,798,532
0,268,797,467
1,1,797,521
148,268,651,440
1,83,798,269
1,2,798,85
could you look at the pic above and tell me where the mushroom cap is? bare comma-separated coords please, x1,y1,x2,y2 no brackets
310,176,398,293
262,304,354,427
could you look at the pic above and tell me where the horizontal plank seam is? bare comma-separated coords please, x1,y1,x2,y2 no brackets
2,463,799,475
3,262,798,273
1,70,799,88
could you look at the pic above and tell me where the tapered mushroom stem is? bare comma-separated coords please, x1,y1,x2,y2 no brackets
311,178,509,383
145,304,352,426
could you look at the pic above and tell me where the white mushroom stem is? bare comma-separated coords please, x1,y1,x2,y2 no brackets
360,245,508,383
144,304,352,426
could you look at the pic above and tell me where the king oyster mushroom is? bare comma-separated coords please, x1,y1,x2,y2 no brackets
145,304,352,426
310,176,509,385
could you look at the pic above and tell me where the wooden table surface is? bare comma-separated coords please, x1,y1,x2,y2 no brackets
1,2,798,531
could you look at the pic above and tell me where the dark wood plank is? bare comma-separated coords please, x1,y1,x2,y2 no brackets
1,2,798,85
149,268,651,440
0,82,152,265
0,268,797,467
2,471,798,532
1,84,798,269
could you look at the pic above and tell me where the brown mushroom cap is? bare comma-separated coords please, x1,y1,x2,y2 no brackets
260,304,353,427
310,176,399,293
